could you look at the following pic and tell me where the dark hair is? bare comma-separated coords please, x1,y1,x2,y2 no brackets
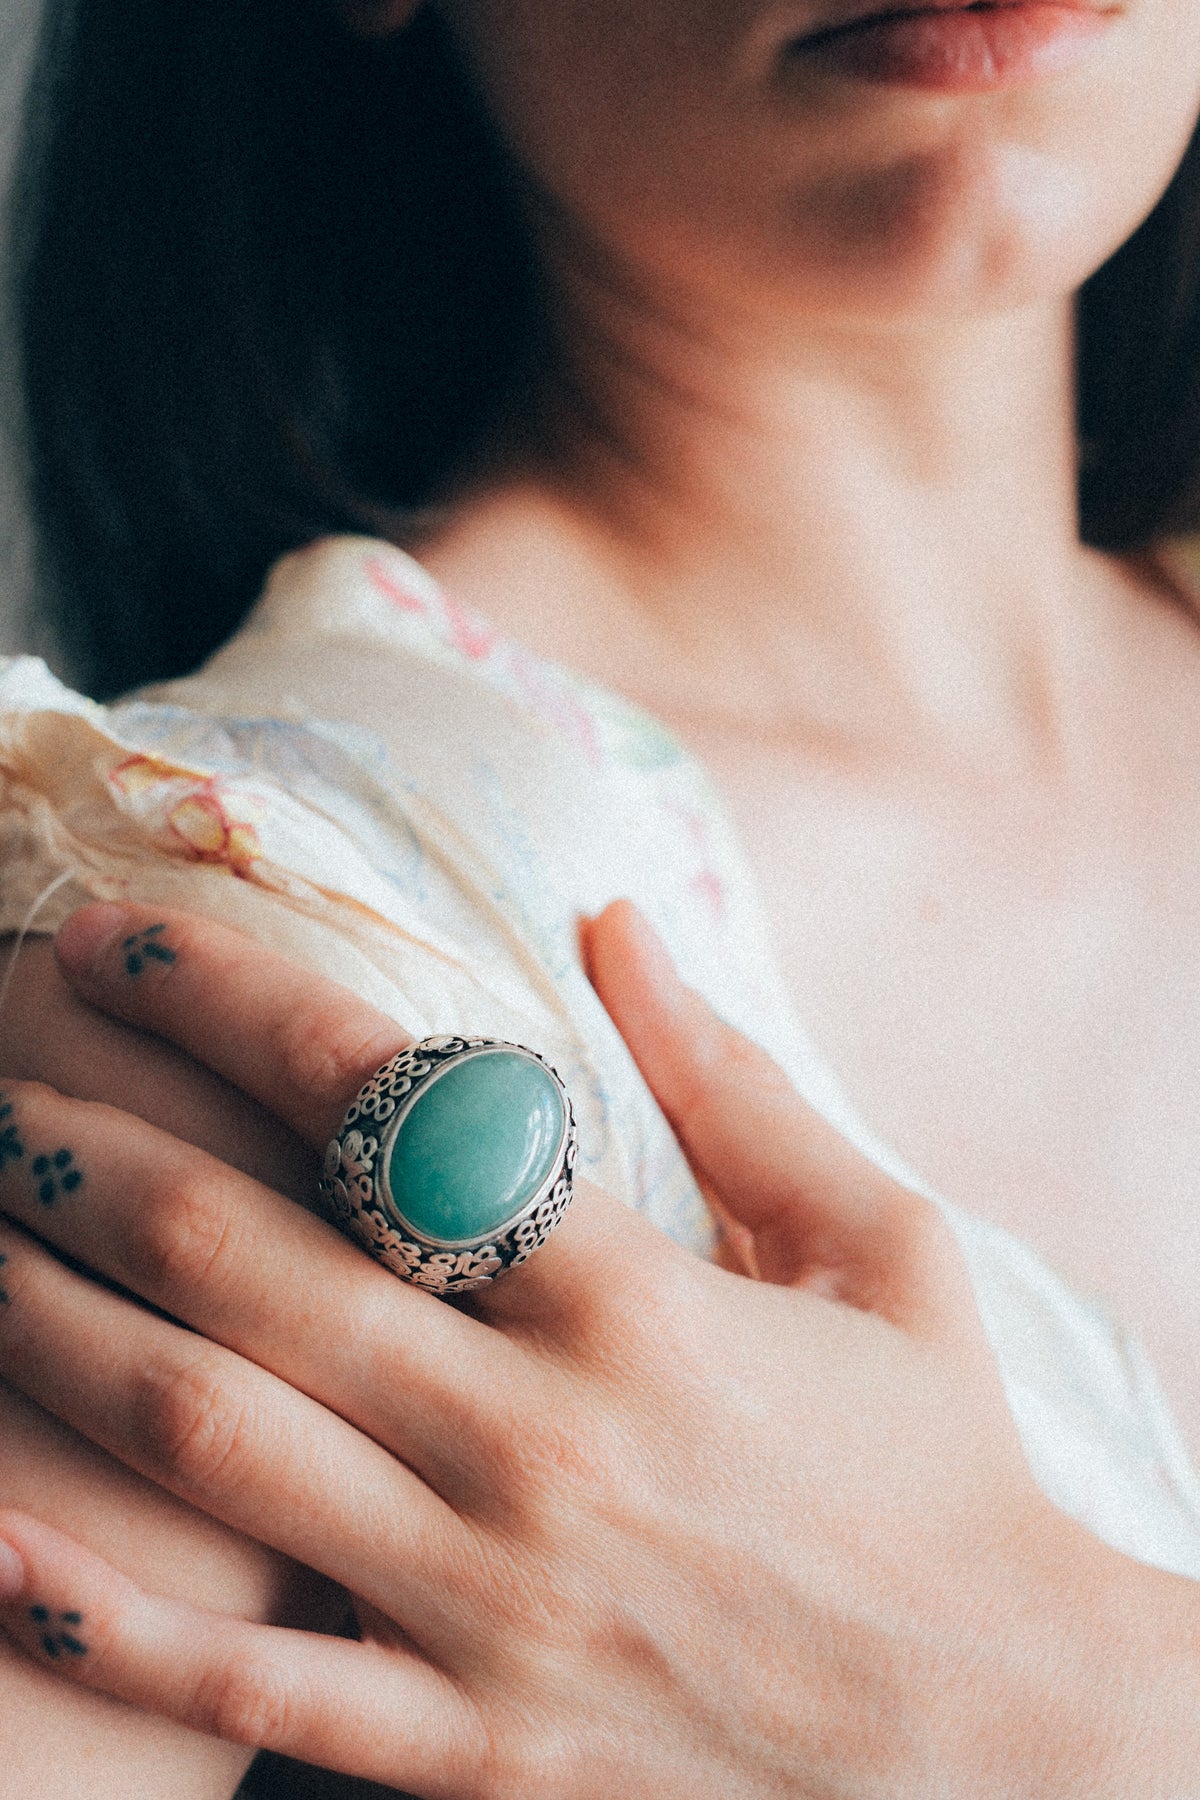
10,0,1200,697
11,0,540,694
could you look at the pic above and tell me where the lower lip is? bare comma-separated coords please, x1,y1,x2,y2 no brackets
793,4,1113,92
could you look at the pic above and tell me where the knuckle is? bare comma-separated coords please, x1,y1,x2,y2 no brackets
196,1652,295,1749
137,1356,253,1496
274,998,402,1114
495,1403,627,1520
0,1076,51,1110
578,1243,693,1368
472,1716,576,1800
137,1175,237,1295
0,1078,58,1154
566,1207,683,1329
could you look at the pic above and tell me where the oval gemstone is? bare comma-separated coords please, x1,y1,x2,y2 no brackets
385,1050,566,1243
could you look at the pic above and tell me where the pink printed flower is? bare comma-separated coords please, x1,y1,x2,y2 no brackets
364,554,430,616
110,756,263,877
110,753,182,799
167,791,261,875
692,867,728,919
507,649,602,765
442,591,500,662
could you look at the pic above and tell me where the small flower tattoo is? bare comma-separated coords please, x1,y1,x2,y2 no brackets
32,1149,82,1207
30,1607,88,1658
123,923,177,978
0,1099,23,1169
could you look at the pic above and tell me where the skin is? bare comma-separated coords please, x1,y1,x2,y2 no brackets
2,901,1200,1797
2,0,1200,1790
0,942,338,1799
413,0,1200,1442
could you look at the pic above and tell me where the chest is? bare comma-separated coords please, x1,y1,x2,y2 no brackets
689,733,1200,1456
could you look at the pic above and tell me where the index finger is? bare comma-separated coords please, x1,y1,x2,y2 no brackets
55,904,410,1150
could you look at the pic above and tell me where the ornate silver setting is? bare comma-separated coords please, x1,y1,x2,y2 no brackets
319,1037,577,1293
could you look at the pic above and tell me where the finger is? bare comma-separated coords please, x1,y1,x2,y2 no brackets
0,1078,530,1499
0,1216,476,1623
55,902,689,1343
0,935,316,1202
0,1512,475,1794
582,901,985,1344
55,904,410,1149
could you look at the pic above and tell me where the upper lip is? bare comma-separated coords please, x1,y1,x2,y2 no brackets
790,0,1112,46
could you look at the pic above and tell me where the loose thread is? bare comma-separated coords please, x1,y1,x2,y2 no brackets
0,869,76,1024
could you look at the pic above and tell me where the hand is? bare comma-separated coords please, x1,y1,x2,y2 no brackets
0,933,350,1800
0,902,1193,1798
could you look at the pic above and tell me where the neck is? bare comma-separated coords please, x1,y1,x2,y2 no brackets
425,248,1121,763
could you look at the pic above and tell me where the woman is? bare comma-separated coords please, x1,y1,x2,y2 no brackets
2,0,1200,1791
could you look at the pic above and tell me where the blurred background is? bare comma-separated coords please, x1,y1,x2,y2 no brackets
0,0,44,659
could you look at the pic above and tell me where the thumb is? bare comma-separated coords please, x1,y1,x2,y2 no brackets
582,899,982,1345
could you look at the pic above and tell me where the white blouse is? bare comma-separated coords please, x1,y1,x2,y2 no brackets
3,533,1200,1579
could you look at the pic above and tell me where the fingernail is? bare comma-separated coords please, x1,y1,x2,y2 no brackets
55,904,130,979
0,1539,24,1601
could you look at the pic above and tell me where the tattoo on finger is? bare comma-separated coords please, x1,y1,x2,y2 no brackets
0,1098,23,1169
31,1149,83,1208
0,1097,82,1206
30,1606,88,1659
0,1253,8,1305
123,923,177,977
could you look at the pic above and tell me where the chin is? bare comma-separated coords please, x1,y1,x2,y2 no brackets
767,116,1199,321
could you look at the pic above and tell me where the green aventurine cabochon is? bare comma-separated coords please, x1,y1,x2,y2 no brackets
385,1049,567,1244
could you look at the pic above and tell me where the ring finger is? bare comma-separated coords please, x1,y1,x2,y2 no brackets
51,901,666,1336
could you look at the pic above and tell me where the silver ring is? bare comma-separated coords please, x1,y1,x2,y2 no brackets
319,1036,578,1293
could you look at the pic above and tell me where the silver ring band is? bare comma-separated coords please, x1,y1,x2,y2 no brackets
319,1036,578,1293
